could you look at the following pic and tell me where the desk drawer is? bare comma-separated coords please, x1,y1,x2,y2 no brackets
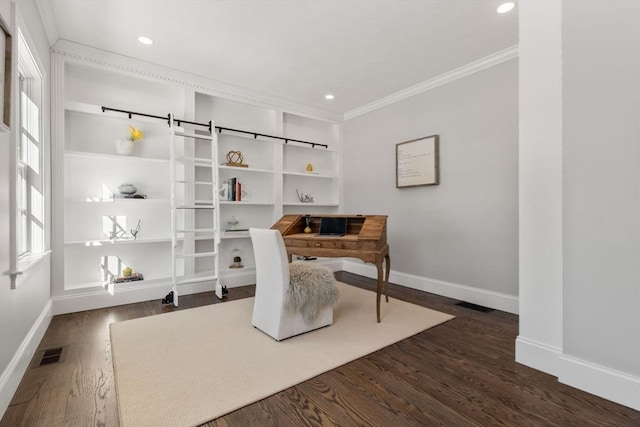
286,239,359,250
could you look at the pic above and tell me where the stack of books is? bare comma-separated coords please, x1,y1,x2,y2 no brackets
111,272,144,283
224,178,242,201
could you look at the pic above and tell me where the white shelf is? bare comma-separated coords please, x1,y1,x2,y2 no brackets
283,143,336,152
283,202,339,207
221,230,250,239
65,101,174,128
65,275,171,291
65,197,170,203
219,165,275,174
219,266,255,275
194,236,215,241
65,100,105,115
65,150,170,163
220,200,275,206
65,237,172,247
218,130,280,144
283,171,336,179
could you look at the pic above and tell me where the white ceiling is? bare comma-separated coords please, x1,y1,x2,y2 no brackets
41,0,518,115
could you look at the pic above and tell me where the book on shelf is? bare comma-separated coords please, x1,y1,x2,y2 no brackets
235,180,241,202
111,272,144,283
225,178,242,202
116,194,148,199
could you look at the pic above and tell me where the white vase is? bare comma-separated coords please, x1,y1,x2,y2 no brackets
116,138,134,155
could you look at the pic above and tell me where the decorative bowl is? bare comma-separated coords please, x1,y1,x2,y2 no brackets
117,184,137,195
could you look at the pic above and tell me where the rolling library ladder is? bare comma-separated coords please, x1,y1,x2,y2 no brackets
168,114,221,307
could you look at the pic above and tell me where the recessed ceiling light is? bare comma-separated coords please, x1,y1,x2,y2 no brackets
325,94,335,100
496,2,515,14
138,36,154,45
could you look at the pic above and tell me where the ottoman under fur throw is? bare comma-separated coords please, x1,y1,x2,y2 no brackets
287,262,339,322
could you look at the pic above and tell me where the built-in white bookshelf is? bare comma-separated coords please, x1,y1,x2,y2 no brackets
52,45,342,312
193,92,341,279
59,61,185,293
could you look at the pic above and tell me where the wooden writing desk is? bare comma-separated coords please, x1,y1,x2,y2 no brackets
272,214,390,322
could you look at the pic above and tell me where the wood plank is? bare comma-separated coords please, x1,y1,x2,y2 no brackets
1,272,638,427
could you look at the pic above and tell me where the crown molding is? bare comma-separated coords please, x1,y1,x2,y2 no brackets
35,0,59,46
344,45,519,121
51,39,518,124
51,39,343,123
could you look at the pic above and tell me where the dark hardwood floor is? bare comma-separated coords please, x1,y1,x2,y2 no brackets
2,272,639,426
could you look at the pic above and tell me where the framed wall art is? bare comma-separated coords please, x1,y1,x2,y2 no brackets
396,134,439,188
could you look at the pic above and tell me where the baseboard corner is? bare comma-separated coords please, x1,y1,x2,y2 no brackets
515,335,562,376
558,354,640,411
0,299,53,419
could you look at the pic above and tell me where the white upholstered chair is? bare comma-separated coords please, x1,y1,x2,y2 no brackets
249,228,336,341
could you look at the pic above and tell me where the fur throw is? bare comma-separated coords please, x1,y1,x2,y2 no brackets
286,262,339,322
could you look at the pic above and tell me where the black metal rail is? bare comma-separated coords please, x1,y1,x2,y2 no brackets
101,106,328,149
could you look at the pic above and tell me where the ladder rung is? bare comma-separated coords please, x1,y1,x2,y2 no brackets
176,275,218,286
176,251,218,259
174,131,214,141
174,155,213,165
170,121,220,293
175,205,215,210
194,161,213,168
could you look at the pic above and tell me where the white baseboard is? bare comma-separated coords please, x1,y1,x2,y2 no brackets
559,354,640,411
515,335,562,377
516,336,640,411
53,270,251,315
53,279,212,315
52,261,345,315
219,267,256,288
342,260,519,314
0,300,53,418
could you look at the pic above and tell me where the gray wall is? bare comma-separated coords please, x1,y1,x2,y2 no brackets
344,60,518,299
562,0,640,377
0,0,52,415
517,0,638,409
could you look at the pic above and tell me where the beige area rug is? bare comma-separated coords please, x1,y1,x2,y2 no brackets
110,282,454,427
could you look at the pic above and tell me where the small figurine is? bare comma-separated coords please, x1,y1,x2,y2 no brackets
229,249,244,268
227,216,239,230
225,150,248,167
306,163,313,172
130,219,142,240
296,189,314,203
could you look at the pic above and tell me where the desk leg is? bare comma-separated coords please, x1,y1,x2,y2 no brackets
384,253,390,302
376,260,383,323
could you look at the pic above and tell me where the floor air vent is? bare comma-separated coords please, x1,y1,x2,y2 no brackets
39,347,63,366
455,301,494,313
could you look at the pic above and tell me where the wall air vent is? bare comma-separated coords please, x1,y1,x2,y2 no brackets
39,347,63,366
